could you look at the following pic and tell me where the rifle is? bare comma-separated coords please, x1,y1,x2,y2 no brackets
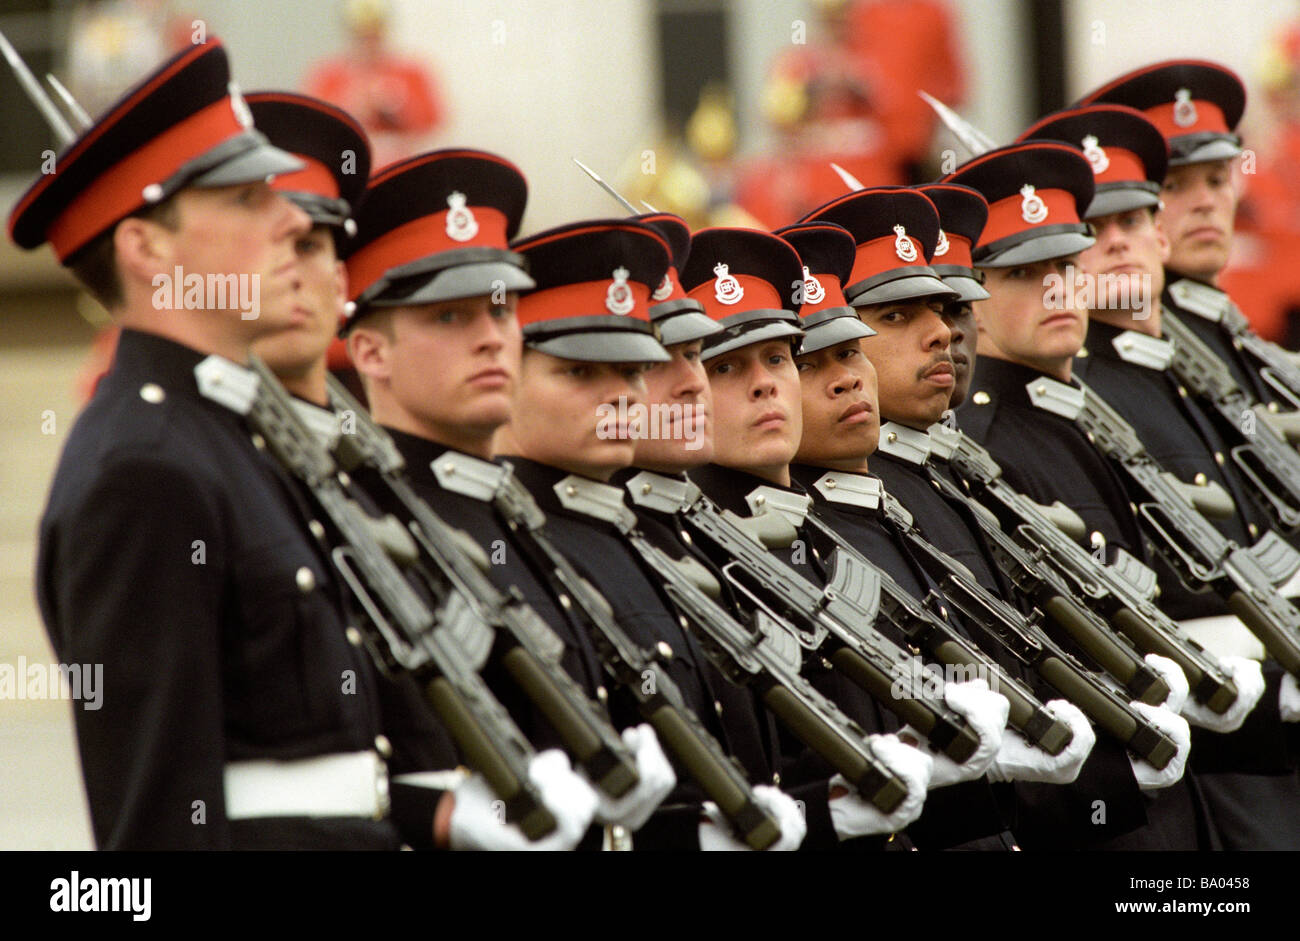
933,424,1241,714
595,494,912,810
1169,278,1300,410
489,472,784,849
788,503,1075,755
1162,309,1300,530
805,503,1177,768
236,357,557,839
1071,375,1300,678
320,375,640,800
622,474,985,764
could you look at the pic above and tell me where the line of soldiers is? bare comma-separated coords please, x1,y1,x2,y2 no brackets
11,37,1300,850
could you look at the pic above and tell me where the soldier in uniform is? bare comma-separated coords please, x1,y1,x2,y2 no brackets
775,218,1052,851
677,225,1028,849
1079,61,1281,406
609,214,937,850
791,189,1193,849
488,218,807,850
11,40,417,849
339,151,678,849
1014,102,1300,851
241,105,603,850
945,139,1300,849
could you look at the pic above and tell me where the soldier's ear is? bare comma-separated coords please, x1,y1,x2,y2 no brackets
113,215,173,286
347,324,392,382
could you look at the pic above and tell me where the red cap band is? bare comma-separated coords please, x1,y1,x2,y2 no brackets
688,272,787,320
46,96,244,260
345,206,508,299
979,187,1080,248
517,277,653,326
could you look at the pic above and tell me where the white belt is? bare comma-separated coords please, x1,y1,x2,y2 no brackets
1177,615,1267,662
224,750,390,820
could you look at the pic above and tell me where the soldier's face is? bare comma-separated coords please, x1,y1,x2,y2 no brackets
253,226,345,380
635,340,714,471
942,300,978,409
705,339,803,485
855,298,953,429
1158,159,1237,280
166,182,311,337
359,294,521,443
975,256,1086,375
501,351,648,481
1077,208,1169,320
794,338,878,469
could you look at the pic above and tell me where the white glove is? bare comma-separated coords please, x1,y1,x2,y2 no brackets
449,749,598,851
1127,701,1191,791
1181,656,1264,733
587,724,676,831
829,734,933,839
909,678,1009,787
1143,653,1189,714
698,785,806,851
1281,672,1300,723
987,699,1095,784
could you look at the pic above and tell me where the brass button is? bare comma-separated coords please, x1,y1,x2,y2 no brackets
442,461,456,475
656,641,674,660
596,685,608,703
558,593,572,609
375,735,393,759
565,485,577,497
1214,452,1225,465
251,433,267,450
714,700,724,716
1268,401,1280,414
1193,472,1208,486
641,483,652,494
754,494,766,506
139,383,165,404
295,566,316,592
346,626,364,647
338,471,352,487
772,772,781,786
1034,384,1047,397
972,391,990,405
1248,523,1259,538
680,530,693,545
825,478,837,489
308,520,326,540
887,432,898,443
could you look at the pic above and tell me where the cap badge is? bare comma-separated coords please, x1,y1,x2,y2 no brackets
1082,135,1109,174
606,266,635,315
1020,184,1048,224
801,266,825,304
934,228,950,257
228,82,254,130
1173,88,1198,128
893,224,918,263
713,262,744,305
445,191,479,242
651,272,674,302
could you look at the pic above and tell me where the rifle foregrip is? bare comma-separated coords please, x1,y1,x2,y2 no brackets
1110,608,1238,715
1034,657,1176,770
423,676,558,841
644,702,781,850
499,647,639,799
827,647,980,764
931,640,1071,756
1226,591,1300,677
1042,596,1169,705
760,685,906,812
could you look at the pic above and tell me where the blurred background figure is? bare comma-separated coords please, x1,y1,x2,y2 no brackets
733,0,965,227
1222,20,1300,345
302,0,445,168
67,0,193,117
